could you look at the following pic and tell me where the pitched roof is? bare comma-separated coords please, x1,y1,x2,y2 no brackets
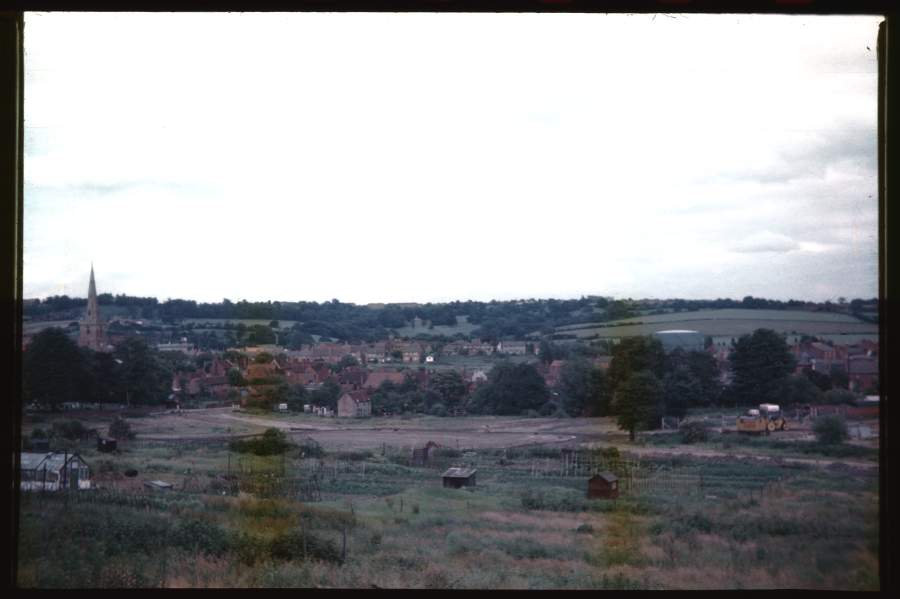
591,471,618,483
848,357,878,375
342,390,370,403
442,467,476,478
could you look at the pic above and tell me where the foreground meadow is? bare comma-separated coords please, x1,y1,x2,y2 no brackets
17,424,879,590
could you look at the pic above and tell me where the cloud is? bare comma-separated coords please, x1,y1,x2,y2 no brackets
731,231,802,254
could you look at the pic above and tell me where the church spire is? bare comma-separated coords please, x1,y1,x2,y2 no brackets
79,263,106,351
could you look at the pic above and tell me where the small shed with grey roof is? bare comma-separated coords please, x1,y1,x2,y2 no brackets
20,452,91,492
587,472,619,499
442,467,477,489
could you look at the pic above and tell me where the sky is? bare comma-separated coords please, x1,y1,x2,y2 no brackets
23,12,882,305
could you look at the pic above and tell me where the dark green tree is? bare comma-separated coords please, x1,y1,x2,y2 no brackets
310,379,342,410
607,336,666,393
23,328,87,409
813,415,849,445
428,370,467,409
823,388,857,405
557,357,608,416
610,370,663,441
775,374,824,407
726,329,795,406
227,367,246,387
113,337,172,405
662,368,697,418
254,352,275,364
469,362,549,415
336,354,360,370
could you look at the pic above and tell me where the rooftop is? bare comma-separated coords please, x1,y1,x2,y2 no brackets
442,467,477,478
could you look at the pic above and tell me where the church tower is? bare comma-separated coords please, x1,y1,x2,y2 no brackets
78,264,107,351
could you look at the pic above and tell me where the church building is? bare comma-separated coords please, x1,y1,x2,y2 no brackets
78,265,109,352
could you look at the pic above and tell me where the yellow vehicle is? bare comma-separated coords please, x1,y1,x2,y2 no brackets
736,403,790,434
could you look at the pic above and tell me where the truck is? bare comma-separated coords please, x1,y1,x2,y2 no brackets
736,403,790,434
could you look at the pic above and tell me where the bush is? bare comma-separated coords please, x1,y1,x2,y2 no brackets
679,421,709,444
429,403,447,417
269,530,342,563
51,419,91,440
823,389,857,405
170,519,231,556
108,416,135,440
30,428,47,439
813,415,849,445
229,428,292,455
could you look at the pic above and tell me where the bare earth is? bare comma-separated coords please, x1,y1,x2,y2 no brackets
115,407,879,470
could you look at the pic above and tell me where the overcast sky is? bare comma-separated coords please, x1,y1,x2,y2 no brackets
23,12,881,305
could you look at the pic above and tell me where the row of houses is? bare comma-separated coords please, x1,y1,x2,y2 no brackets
791,339,879,392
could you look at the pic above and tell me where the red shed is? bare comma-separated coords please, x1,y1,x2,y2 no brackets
587,472,619,499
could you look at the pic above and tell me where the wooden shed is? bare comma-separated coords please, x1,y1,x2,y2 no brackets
412,441,440,466
587,472,619,499
442,467,476,489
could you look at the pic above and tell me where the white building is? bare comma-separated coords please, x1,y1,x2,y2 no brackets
20,452,91,492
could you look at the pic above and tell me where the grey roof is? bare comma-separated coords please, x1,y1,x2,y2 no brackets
144,480,174,489
591,471,618,483
442,467,477,478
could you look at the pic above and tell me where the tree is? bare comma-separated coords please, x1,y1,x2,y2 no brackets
727,329,795,406
310,379,342,410
607,336,666,393
227,367,246,387
803,368,832,392
829,364,850,390
108,416,135,440
557,357,608,416
611,370,664,441
336,354,359,370
774,374,823,407
813,415,849,445
428,370,467,409
823,388,857,405
469,362,549,415
113,337,172,405
662,368,697,418
254,352,275,364
23,328,87,409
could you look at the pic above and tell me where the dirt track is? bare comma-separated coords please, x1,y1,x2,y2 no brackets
120,408,879,471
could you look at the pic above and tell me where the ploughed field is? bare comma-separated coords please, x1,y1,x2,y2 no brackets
18,410,880,589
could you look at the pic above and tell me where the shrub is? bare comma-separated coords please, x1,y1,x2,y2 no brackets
297,439,325,458
170,519,231,556
432,447,461,459
30,428,47,439
229,428,292,455
429,403,448,417
813,415,849,445
50,419,90,440
823,389,857,405
269,529,342,563
679,421,709,444
108,416,135,440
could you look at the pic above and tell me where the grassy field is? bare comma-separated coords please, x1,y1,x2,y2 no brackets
550,309,878,339
390,315,479,338
17,411,880,589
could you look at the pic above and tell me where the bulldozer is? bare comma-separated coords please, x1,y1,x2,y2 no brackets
736,403,790,434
